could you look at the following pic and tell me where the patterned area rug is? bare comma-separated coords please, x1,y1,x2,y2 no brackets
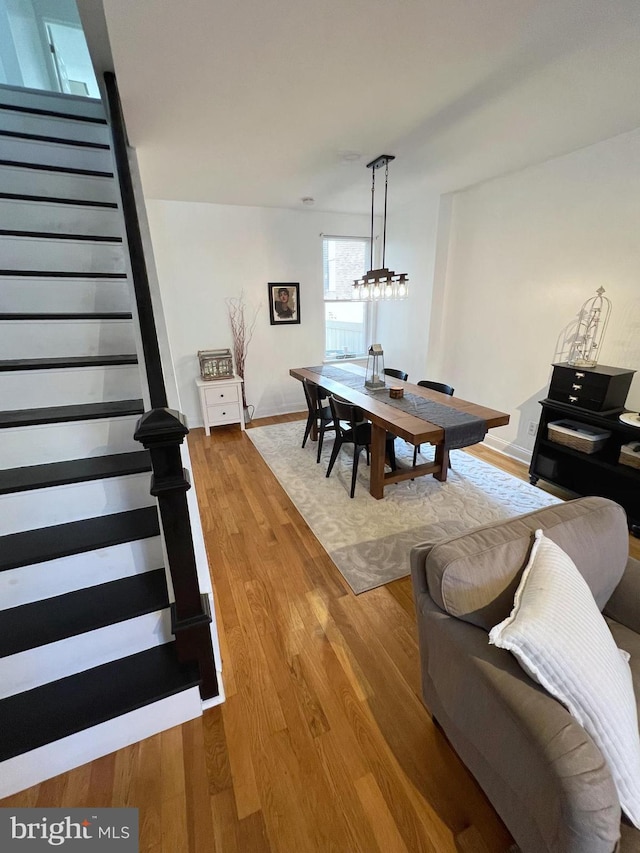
247,421,561,594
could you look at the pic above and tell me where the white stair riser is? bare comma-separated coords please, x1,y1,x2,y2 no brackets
0,137,113,173
0,109,111,145
0,319,136,359
0,277,131,313
0,472,154,536
0,165,118,204
0,199,122,237
0,93,206,793
0,537,164,611
1,236,125,273
0,686,204,799
0,609,172,700
0,416,140,468
0,86,106,121
0,364,142,409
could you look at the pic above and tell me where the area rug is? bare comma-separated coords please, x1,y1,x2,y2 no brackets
247,421,561,594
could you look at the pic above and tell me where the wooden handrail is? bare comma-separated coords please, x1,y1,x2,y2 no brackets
134,410,218,699
103,71,167,409
105,72,218,699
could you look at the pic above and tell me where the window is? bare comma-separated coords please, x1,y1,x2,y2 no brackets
322,236,370,359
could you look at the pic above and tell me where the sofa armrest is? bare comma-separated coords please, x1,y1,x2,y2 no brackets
409,522,471,598
604,557,640,634
410,540,435,599
416,590,621,853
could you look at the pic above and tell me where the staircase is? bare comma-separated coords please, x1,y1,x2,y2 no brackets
0,85,207,798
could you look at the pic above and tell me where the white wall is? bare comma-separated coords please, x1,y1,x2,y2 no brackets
129,150,224,694
145,201,372,426
436,126,640,460
375,193,441,382
144,127,640,453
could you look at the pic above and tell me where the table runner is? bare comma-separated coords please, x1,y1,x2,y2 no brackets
307,365,487,450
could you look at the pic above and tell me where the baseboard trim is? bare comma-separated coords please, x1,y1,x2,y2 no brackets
202,672,226,710
224,409,536,470
481,433,533,465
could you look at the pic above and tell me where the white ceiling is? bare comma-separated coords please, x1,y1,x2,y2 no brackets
98,0,640,215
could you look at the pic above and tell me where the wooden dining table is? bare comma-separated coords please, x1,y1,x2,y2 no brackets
290,363,510,499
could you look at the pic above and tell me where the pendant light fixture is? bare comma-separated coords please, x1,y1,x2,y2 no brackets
353,154,408,301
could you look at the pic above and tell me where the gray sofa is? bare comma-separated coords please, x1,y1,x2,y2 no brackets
410,496,640,853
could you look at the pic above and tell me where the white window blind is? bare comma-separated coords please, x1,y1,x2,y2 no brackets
322,236,370,359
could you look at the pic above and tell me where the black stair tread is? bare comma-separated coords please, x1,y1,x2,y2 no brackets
0,270,126,278
0,229,122,242
0,643,200,761
0,159,113,178
0,102,108,125
0,313,132,320
0,191,118,208
0,398,143,429
0,450,151,495
0,569,169,658
0,129,110,149
0,506,160,573
0,354,138,371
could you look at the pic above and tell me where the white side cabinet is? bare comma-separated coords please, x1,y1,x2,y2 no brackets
196,376,245,435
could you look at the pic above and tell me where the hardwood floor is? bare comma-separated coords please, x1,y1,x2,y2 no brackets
2,414,638,851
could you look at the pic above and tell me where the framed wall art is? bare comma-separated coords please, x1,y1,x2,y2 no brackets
268,282,300,325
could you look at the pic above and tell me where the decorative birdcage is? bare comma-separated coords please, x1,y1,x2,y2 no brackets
567,287,612,368
365,344,386,389
198,348,234,380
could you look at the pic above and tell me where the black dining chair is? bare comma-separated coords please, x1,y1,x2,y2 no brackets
326,396,397,498
384,368,408,382
301,378,335,463
413,380,455,467
418,380,454,396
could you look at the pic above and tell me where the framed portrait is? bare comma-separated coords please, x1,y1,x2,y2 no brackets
268,282,300,325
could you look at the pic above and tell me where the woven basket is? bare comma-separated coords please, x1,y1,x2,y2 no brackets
547,420,611,454
619,442,640,470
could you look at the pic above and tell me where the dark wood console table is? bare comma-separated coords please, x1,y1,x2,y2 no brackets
530,398,640,536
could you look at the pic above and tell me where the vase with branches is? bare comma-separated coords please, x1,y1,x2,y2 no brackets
226,292,259,422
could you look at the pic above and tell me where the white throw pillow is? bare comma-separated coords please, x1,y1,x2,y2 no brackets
489,530,640,828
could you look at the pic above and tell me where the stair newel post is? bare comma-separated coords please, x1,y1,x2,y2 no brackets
134,408,218,699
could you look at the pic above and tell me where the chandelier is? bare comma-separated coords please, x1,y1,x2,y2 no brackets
353,154,408,301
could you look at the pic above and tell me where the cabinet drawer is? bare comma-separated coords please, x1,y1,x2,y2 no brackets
550,368,608,395
207,402,241,425
549,364,634,412
547,388,608,411
204,384,239,405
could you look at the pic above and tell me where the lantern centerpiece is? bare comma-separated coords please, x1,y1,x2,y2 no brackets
365,344,386,390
